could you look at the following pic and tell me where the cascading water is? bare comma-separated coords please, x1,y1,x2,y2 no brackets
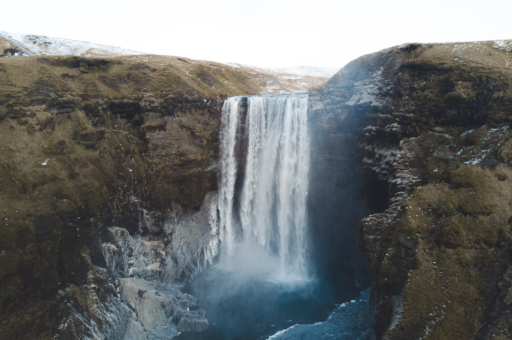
178,92,369,340
218,93,310,281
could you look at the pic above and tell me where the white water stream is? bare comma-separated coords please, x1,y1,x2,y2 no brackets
218,93,310,281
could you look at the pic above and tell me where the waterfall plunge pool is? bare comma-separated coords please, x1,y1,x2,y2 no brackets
176,259,359,340
177,93,365,339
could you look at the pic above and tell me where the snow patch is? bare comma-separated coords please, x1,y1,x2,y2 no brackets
0,30,145,57
345,69,384,106
265,66,339,78
492,40,512,52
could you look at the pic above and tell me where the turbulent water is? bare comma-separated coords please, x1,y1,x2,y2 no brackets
218,93,311,281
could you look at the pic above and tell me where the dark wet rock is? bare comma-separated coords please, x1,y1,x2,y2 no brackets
177,311,209,332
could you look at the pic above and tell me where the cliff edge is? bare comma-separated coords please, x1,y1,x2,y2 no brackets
310,40,512,340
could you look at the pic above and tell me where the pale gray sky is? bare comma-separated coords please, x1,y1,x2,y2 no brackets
3,0,511,68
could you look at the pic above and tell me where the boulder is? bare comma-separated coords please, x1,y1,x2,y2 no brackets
177,310,209,332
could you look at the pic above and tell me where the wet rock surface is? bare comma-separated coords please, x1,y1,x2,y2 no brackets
119,277,208,339
177,311,209,333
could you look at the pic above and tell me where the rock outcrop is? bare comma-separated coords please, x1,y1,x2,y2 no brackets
309,40,512,340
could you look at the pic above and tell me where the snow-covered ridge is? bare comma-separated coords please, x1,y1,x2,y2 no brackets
219,62,339,78
0,30,333,93
0,31,339,80
216,62,334,93
0,30,145,57
265,66,339,78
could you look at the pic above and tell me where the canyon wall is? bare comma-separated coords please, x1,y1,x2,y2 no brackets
309,40,512,340
3,35,512,340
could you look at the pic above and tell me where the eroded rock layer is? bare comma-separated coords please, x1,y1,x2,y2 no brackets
309,40,512,340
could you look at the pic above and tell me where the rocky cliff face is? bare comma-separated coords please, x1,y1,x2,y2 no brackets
309,40,512,340
0,52,317,339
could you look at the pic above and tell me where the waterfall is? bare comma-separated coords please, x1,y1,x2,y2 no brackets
218,93,310,281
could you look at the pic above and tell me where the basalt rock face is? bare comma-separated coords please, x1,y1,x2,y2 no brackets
0,54,276,340
309,40,512,340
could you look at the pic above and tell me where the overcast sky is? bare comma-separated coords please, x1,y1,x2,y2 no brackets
2,0,511,69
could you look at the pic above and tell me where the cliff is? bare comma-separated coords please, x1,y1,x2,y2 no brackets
309,40,512,340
